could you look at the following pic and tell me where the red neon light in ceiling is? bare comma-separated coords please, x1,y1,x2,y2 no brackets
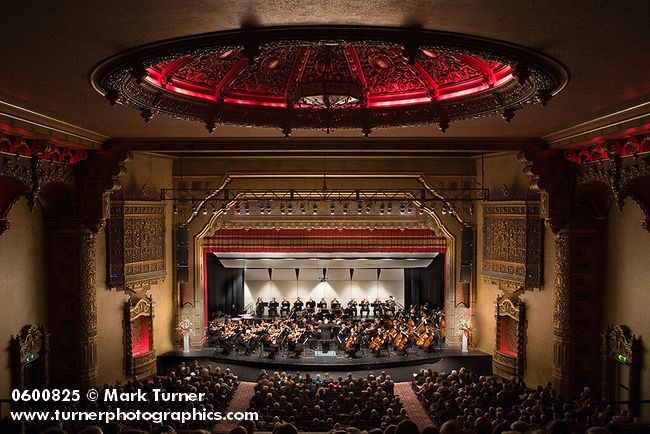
144,46,514,109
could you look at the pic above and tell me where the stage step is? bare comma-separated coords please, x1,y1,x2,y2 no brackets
394,382,435,431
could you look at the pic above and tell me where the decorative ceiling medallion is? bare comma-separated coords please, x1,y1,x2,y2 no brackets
91,25,568,135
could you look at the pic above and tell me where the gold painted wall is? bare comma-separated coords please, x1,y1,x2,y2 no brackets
95,152,175,385
474,152,555,387
604,201,650,420
0,199,47,411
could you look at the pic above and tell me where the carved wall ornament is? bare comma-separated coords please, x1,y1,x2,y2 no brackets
108,200,166,292
11,324,50,390
493,293,526,377
564,134,650,164
575,149,650,231
124,295,156,379
1,143,77,234
601,324,642,416
482,201,543,291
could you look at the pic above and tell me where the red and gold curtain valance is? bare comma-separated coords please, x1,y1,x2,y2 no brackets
203,228,445,253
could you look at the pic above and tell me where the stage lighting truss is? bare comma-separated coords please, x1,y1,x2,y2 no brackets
161,186,488,223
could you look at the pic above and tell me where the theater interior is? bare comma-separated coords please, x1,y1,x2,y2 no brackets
0,2,649,433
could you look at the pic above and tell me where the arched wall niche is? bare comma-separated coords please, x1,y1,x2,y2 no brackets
173,173,472,348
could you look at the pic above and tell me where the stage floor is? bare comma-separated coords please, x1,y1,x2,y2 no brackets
157,347,492,382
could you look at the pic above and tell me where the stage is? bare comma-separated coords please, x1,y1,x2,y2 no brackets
157,347,492,382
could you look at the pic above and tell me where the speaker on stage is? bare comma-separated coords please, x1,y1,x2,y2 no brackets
460,226,474,283
176,226,189,283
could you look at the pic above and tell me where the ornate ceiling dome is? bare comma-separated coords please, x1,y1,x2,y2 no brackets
91,26,568,135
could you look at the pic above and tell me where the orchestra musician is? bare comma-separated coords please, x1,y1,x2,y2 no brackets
293,296,303,312
255,297,266,317
306,297,316,314
331,297,342,315
344,329,361,358
385,295,396,313
372,297,383,317
287,326,304,358
210,298,444,360
346,298,358,317
268,297,279,317
280,297,291,317
360,298,370,318
369,325,387,356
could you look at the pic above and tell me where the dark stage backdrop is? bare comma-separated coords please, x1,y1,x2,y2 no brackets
206,255,244,317
404,254,445,309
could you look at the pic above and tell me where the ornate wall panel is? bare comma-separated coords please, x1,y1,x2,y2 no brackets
124,296,156,379
11,324,50,390
576,153,650,231
601,324,641,415
108,200,166,292
493,294,526,377
482,201,542,291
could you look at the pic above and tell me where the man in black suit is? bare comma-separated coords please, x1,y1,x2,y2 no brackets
318,318,333,353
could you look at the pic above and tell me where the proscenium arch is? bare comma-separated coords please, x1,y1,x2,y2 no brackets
185,189,460,332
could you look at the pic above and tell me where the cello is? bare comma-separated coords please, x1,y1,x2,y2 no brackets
345,334,357,352
369,334,385,351
393,331,408,351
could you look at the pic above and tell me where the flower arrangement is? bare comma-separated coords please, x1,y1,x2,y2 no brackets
177,318,194,337
458,319,472,334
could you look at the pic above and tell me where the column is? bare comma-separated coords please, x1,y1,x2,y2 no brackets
551,228,572,397
47,220,102,388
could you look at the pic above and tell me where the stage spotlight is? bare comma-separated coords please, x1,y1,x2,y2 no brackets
407,203,413,214
201,203,208,215
379,202,385,214
342,202,348,215
280,202,285,215
235,202,241,215
387,202,392,214
300,202,306,214
191,200,197,214
244,201,250,215
312,202,318,215
173,203,178,215
210,202,217,214
366,202,372,214
418,205,424,215
266,202,272,214
330,202,336,215
357,201,363,214
400,202,406,214
287,203,293,215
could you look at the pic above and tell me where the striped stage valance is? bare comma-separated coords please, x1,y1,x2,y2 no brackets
203,228,446,253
